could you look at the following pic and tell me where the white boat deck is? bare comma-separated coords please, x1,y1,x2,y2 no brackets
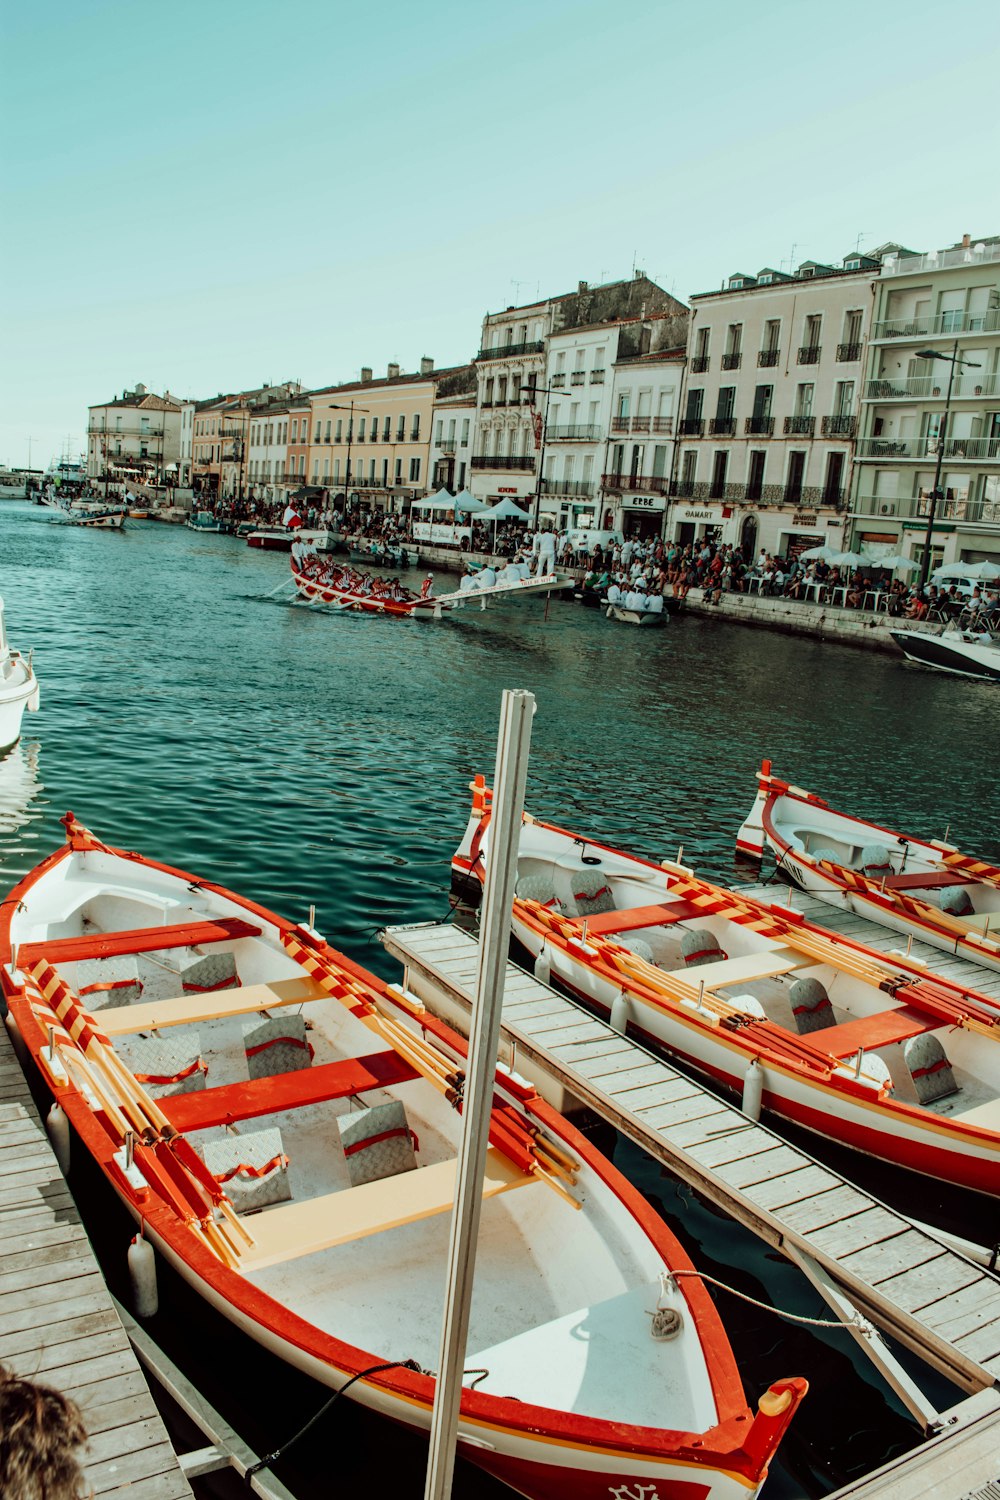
380,912,1000,1403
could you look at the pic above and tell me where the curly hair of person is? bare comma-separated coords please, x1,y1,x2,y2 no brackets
0,1362,90,1500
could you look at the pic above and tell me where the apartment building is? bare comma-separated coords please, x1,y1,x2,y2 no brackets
848,234,1000,571
430,386,475,495
603,334,685,540
284,397,312,487
178,402,195,488
678,251,896,557
191,382,300,498
307,360,475,509
87,385,183,485
247,398,293,502
471,275,686,523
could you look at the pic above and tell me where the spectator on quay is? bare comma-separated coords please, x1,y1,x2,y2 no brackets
0,1363,89,1500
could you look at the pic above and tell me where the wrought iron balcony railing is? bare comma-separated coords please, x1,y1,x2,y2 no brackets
601,472,669,493
721,352,742,370
546,424,602,441
470,454,537,471
745,416,775,435
784,415,816,435
690,356,710,373
679,417,704,436
476,340,545,361
797,345,822,365
539,478,595,497
757,348,780,367
836,342,862,362
709,416,736,435
821,415,856,437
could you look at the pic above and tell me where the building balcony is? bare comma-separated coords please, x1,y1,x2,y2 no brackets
590,369,605,383
409,430,421,441
690,355,710,373
852,493,1000,524
797,345,822,365
745,416,775,435
570,371,585,385
437,439,457,453
783,485,805,505
539,478,595,497
651,417,673,434
547,424,602,441
855,436,1000,462
679,417,705,436
602,472,669,493
709,417,736,435
864,373,998,402
551,373,566,387
784,415,816,435
882,241,1000,277
611,416,630,433
836,342,862,362
821,414,856,437
721,352,742,370
470,454,537,471
476,340,545,361
871,307,1000,342
757,349,780,367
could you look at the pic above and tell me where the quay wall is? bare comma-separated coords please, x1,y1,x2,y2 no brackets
415,542,910,658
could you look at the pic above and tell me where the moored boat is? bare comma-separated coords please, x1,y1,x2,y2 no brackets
454,780,1000,1196
186,511,223,533
0,597,40,752
348,539,412,569
605,585,667,626
890,626,1000,682
0,815,805,1500
737,762,1000,975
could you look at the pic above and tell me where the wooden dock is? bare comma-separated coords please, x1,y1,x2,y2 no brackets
0,1022,194,1500
380,917,1000,1406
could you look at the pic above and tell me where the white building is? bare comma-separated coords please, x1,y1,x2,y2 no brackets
247,400,292,504
178,401,195,488
604,335,685,540
87,385,183,487
430,391,475,495
849,233,1000,572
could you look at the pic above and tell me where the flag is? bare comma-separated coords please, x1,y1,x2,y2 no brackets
282,505,303,529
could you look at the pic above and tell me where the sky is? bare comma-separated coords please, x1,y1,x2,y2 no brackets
2,0,998,471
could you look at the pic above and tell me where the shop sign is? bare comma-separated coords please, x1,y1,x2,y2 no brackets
682,508,716,520
624,495,665,511
497,486,517,494
792,513,817,525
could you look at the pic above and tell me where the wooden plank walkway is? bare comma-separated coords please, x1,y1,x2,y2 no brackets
0,1024,193,1500
381,919,1000,1400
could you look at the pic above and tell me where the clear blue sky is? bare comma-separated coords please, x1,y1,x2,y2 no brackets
2,0,997,470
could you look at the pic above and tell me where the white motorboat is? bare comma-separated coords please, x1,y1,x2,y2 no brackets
0,597,40,752
890,627,1000,682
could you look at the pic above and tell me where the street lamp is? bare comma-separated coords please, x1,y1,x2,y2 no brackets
522,383,562,531
914,341,981,590
327,401,369,509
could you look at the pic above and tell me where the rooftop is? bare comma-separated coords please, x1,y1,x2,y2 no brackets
691,243,918,302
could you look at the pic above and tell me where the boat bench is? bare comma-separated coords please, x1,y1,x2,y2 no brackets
666,949,803,991
878,871,975,891
163,1049,421,1132
572,899,705,936
19,916,262,967
237,1149,533,1272
812,1005,932,1060
98,976,328,1035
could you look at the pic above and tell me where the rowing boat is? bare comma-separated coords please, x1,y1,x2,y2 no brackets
737,761,1000,975
454,779,1000,1197
0,597,40,752
0,815,804,1500
290,546,567,618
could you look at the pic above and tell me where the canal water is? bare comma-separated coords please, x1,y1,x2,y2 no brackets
1,500,997,1498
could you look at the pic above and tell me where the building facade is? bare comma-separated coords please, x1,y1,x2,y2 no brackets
87,386,182,487
678,253,888,558
470,275,687,526
848,234,1000,571
604,336,686,540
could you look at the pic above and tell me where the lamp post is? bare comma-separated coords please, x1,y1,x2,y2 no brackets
914,341,981,591
522,382,561,531
327,401,369,511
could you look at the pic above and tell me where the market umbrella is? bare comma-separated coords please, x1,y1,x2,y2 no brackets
476,497,528,520
798,544,839,562
876,554,919,572
830,550,867,569
933,560,1000,581
453,490,488,515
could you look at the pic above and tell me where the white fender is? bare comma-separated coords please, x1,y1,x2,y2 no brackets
128,1233,158,1319
742,1058,763,1121
46,1103,70,1176
533,945,551,986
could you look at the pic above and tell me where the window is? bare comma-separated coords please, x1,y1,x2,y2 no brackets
726,323,742,355
368,459,375,481
383,417,391,441
843,309,863,346
716,387,735,420
335,420,343,442
804,314,821,348
358,418,366,440
325,420,331,442
314,422,321,443
795,383,814,416
617,392,631,418
695,327,709,358
681,451,697,490
394,458,403,482
411,414,421,439
498,378,508,404
436,421,443,443
835,381,854,416
461,418,469,446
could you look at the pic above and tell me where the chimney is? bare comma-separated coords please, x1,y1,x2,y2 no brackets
578,280,588,294
419,356,434,375
962,233,971,249
387,362,400,379
361,367,372,383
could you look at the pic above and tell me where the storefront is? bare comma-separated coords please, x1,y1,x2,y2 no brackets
670,503,724,548
621,493,666,540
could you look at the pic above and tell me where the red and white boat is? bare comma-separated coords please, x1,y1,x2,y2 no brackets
454,780,1000,1197
290,545,565,618
0,816,805,1500
737,761,1000,975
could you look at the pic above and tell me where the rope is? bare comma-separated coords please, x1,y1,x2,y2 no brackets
668,1269,867,1331
242,1358,424,1487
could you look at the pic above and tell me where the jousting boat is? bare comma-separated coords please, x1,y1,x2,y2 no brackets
454,780,1000,1196
57,503,126,529
0,816,804,1500
0,597,40,752
290,546,565,618
737,762,1000,975
890,626,1000,682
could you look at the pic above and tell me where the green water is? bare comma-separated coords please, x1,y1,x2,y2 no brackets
1,501,995,1498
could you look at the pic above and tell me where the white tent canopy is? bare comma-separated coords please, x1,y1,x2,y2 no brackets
477,497,529,520
933,560,1000,581
798,544,839,562
411,489,457,511
454,490,489,514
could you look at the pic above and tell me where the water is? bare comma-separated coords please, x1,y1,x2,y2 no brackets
1,500,996,1498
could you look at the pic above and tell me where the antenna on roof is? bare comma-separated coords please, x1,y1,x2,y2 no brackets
854,230,870,253
511,279,525,302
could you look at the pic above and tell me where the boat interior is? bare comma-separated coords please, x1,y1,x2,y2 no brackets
17,854,720,1433
514,843,1000,1129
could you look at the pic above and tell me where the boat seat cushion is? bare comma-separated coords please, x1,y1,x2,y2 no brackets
811,848,840,867
515,874,565,913
334,1099,417,1187
938,885,975,917
71,955,143,1008
728,992,768,1021
563,869,616,918
859,843,893,877
618,936,655,963
201,1126,291,1212
180,950,240,994
789,977,835,1034
117,1032,207,1098
904,1034,959,1104
681,928,728,968
242,1015,314,1080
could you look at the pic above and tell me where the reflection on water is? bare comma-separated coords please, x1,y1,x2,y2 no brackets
1,500,995,1497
